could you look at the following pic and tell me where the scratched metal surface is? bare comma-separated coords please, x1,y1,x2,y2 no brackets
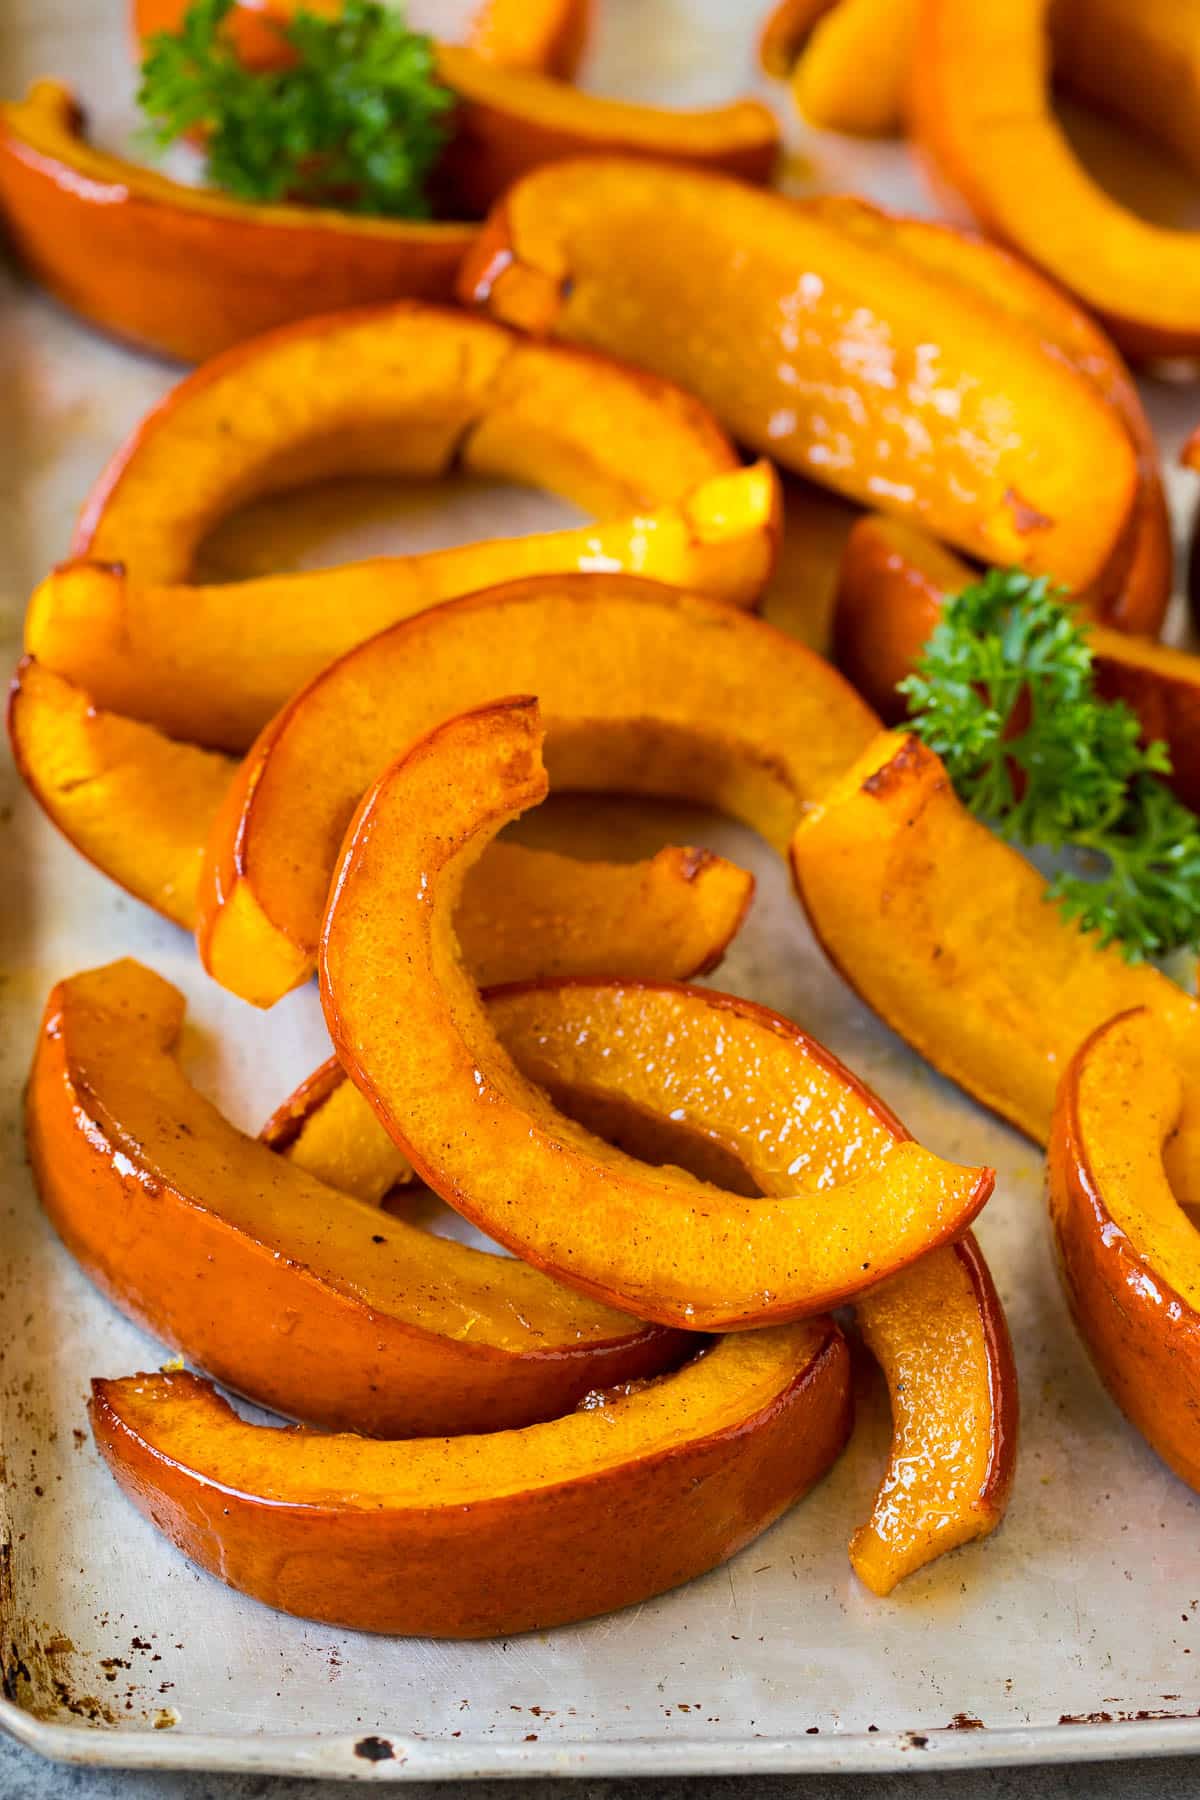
4,0,1200,1779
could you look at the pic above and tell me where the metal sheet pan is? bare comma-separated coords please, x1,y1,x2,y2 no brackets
4,0,1200,1777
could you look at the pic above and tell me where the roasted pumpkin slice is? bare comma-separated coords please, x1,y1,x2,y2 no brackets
833,513,1200,813
791,730,1200,1208
196,573,876,1005
320,696,993,1330
90,1319,850,1637
8,661,752,974
27,959,688,1437
276,989,1014,1590
31,460,779,752
73,302,738,583
1049,1008,1200,1492
462,159,1138,590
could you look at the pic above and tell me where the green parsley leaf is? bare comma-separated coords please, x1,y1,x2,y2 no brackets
899,568,1200,963
138,0,454,217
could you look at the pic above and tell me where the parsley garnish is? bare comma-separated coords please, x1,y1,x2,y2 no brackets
138,0,454,217
899,569,1200,963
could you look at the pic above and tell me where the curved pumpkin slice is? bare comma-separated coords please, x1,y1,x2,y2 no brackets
28,959,687,1437
30,461,779,751
320,696,993,1330
1049,1008,1200,1491
435,46,778,217
280,983,1014,1587
462,159,1137,590
73,303,737,583
791,730,1200,1206
90,1319,850,1637
761,0,915,137
7,661,753,973
197,573,877,1005
468,0,592,79
0,84,474,365
834,513,1200,813
806,198,1169,635
849,1234,1016,1594
910,0,1200,357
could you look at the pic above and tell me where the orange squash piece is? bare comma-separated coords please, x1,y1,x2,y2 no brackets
834,513,1200,813
849,1235,1016,1594
434,46,778,217
72,302,739,582
196,572,877,1005
463,160,1137,590
1049,1008,1200,1492
806,198,1169,635
31,461,779,751
760,0,915,137
7,662,753,972
468,0,592,79
911,0,1200,357
0,84,474,365
272,1010,1014,1590
791,730,1200,1208
27,959,688,1437
320,696,993,1330
90,1317,850,1637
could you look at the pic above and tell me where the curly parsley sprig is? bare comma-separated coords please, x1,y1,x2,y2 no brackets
899,569,1200,963
138,0,453,217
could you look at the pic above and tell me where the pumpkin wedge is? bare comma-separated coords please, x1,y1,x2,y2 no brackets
849,1235,1016,1595
1049,1008,1200,1492
833,513,1200,813
0,84,474,365
196,573,877,1006
27,959,688,1437
434,46,778,217
462,159,1138,590
910,0,1200,357
791,731,1200,1209
90,1319,850,1637
31,461,779,751
8,661,753,973
804,198,1169,635
73,303,738,583
320,697,993,1330
273,999,1015,1589
760,0,915,137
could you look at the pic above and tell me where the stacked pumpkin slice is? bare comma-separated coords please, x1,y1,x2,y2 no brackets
15,137,1200,1635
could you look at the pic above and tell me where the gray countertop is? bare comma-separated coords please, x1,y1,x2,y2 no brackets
4,1735,1200,1800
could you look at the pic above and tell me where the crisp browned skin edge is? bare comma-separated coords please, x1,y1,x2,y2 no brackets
87,1326,851,1637
1048,1013,1200,1492
954,1231,1019,1518
26,971,688,1436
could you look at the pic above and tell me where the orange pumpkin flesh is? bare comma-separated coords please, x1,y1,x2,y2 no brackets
320,696,994,1331
272,1014,1014,1592
806,197,1169,637
834,512,1200,814
791,731,1200,1210
1049,1008,1200,1492
7,661,753,977
462,158,1138,591
849,1234,1016,1594
89,1319,849,1637
27,959,688,1437
196,572,877,1007
911,0,1200,357
72,303,738,584
0,84,473,366
761,0,915,137
31,460,779,752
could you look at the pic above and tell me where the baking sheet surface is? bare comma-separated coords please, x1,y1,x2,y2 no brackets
4,0,1200,1777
